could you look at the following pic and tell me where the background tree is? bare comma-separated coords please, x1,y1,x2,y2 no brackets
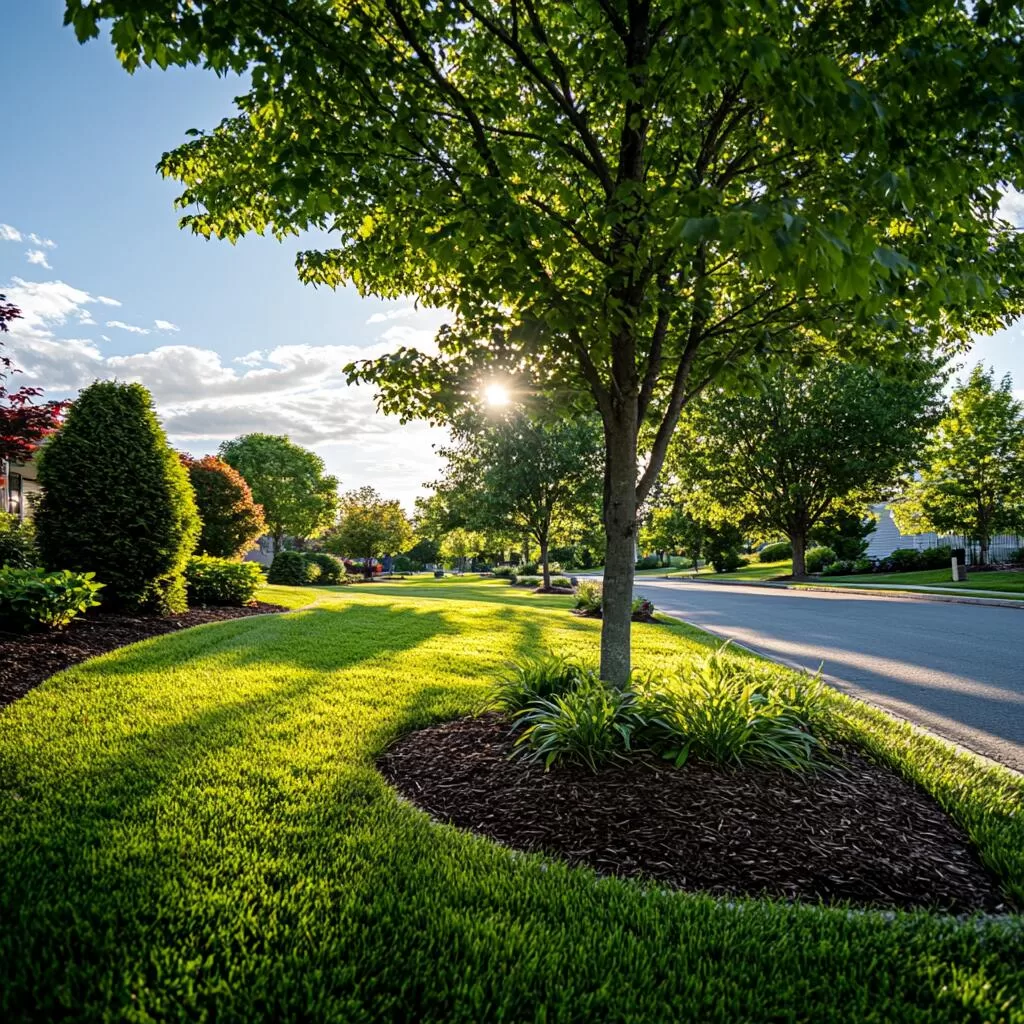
35,381,200,613
434,414,603,588
73,2,1024,683
182,454,266,559
219,433,338,553
641,497,708,572
809,509,877,562
893,365,1024,564
438,527,485,573
671,361,941,576
325,487,414,577
0,295,65,465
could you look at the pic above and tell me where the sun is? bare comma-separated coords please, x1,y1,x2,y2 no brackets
484,382,511,407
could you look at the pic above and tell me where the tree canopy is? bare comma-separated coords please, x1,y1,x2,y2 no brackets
893,365,1024,563
0,295,65,465
325,486,414,574
69,0,1024,682
432,413,603,586
182,454,267,560
219,434,338,552
669,360,942,575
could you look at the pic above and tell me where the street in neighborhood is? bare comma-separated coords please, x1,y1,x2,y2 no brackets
637,579,1024,772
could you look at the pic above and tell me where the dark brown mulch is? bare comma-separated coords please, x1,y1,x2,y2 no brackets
378,713,1009,914
0,602,287,711
533,586,574,595
570,608,661,623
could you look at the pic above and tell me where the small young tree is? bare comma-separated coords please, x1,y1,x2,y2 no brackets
641,499,708,572
0,295,65,465
893,365,1024,563
182,454,267,559
434,414,603,588
35,381,200,613
324,487,414,577
219,433,339,552
671,361,940,576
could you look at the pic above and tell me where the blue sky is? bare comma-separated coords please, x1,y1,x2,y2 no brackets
2,0,1022,509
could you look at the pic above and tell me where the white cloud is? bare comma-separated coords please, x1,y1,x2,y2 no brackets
0,224,23,242
106,319,151,335
234,350,266,367
366,305,417,324
25,249,52,270
154,319,180,332
28,233,57,249
998,188,1024,227
100,334,111,341
78,311,97,326
95,295,121,306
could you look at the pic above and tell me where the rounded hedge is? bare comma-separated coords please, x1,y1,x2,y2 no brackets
35,381,200,614
303,551,344,584
804,546,838,574
267,550,314,586
758,541,793,563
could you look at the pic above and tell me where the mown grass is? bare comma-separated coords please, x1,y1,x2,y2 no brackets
820,567,1024,593
0,578,1021,1022
697,558,793,581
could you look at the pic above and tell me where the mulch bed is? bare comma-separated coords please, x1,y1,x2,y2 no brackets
378,713,1009,913
0,602,287,711
533,586,574,595
570,608,660,623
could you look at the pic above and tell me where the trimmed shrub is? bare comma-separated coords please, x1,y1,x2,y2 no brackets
804,545,838,573
184,556,263,606
0,512,37,569
758,541,792,563
549,576,573,589
635,554,662,570
303,551,344,584
267,550,315,586
631,596,656,619
1009,548,1024,565
392,555,416,572
821,558,874,577
573,579,603,613
510,574,542,587
183,454,266,559
0,567,104,631
710,548,743,573
34,381,200,615
875,547,953,573
491,565,515,579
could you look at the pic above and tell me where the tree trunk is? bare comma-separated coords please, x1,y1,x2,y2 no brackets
979,536,990,566
273,532,284,555
539,534,551,589
601,418,639,688
790,532,807,578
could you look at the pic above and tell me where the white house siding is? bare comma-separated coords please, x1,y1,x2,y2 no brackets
866,504,1022,564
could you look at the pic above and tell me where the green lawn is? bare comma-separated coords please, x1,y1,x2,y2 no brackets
0,578,1021,1021
694,558,792,581
819,567,1024,593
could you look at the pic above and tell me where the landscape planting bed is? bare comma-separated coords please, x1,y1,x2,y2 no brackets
0,602,286,710
379,712,1008,913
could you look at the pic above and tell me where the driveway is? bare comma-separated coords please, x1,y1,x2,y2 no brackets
632,579,1024,772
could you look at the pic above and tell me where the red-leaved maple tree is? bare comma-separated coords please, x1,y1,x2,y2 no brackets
0,294,66,464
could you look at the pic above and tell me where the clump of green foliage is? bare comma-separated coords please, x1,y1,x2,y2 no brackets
0,512,36,569
0,567,103,630
184,556,263,607
489,652,596,713
758,541,792,563
804,545,838,573
503,644,824,774
821,558,874,577
267,550,315,586
510,574,542,587
303,551,345,585
34,381,200,614
573,580,603,613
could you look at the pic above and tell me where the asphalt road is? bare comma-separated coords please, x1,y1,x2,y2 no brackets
632,579,1024,772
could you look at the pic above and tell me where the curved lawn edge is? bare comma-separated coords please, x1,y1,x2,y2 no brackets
0,579,1020,1022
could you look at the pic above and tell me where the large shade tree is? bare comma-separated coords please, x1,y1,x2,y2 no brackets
893,365,1024,563
669,360,943,575
219,434,339,553
68,1,1024,683
434,414,603,587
